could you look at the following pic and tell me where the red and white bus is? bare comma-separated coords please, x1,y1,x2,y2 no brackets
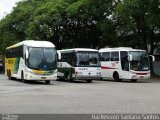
99,47,154,82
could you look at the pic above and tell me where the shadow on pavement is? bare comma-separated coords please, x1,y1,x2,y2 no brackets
56,79,96,84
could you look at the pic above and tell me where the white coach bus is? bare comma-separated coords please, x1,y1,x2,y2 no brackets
57,48,101,83
5,40,57,84
99,47,154,82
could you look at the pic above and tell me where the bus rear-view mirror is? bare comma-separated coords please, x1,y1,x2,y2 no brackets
25,50,29,59
128,55,132,62
149,55,155,62
57,51,61,60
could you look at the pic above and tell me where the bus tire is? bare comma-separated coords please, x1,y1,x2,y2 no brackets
113,72,121,82
64,72,71,81
70,78,73,82
131,79,137,82
21,71,26,83
45,80,50,84
8,70,14,80
86,80,92,83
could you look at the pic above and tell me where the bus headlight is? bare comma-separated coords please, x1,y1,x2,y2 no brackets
76,72,82,75
96,72,101,75
28,70,34,74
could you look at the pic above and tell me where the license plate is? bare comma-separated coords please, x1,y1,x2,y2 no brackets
41,77,46,80
140,76,144,78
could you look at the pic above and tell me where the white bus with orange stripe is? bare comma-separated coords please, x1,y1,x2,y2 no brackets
99,47,154,82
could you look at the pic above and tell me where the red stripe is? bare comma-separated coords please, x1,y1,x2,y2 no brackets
134,72,149,75
101,66,117,69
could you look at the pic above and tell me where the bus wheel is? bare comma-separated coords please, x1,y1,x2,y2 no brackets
45,80,50,84
8,71,11,80
113,72,121,82
64,72,71,81
21,72,26,83
8,70,14,80
131,79,137,82
86,80,92,83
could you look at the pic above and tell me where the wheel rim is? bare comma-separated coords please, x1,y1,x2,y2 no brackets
67,75,70,80
65,73,70,80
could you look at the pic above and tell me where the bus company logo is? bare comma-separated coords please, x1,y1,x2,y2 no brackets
78,68,88,70
88,72,91,75
111,63,116,67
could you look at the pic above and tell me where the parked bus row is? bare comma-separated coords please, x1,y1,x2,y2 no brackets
5,40,155,84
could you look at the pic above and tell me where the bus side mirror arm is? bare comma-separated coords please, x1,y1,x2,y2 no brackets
128,55,132,62
149,55,155,62
25,50,29,59
57,51,61,60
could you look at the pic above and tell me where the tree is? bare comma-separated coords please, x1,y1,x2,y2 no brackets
116,0,160,54
25,0,69,49
1,0,159,54
0,0,42,54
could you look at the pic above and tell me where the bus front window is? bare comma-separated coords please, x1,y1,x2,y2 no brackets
44,48,57,70
28,47,56,70
29,48,43,70
89,53,99,66
129,51,150,71
77,52,100,67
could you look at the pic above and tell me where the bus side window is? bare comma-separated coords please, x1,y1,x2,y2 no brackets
100,52,110,61
111,52,119,61
120,51,129,71
71,53,76,66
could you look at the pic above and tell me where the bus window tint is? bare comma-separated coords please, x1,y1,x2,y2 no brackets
44,49,55,63
44,48,57,69
129,51,150,71
111,52,119,61
29,48,43,70
100,52,110,61
77,53,89,66
120,51,129,71
77,52,100,67
89,53,99,66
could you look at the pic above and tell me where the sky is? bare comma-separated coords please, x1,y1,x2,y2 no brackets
0,0,21,20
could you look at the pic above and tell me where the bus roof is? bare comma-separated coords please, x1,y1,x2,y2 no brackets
6,40,55,49
99,47,146,52
58,48,98,53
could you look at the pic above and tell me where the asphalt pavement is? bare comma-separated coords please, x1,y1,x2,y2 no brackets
0,74,160,114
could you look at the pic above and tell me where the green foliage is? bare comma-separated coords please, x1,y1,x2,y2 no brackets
0,0,159,55
116,0,160,54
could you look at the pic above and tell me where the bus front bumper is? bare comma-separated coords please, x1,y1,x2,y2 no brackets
25,73,57,81
75,75,101,80
130,73,150,80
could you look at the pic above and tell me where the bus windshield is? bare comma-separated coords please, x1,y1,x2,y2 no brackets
76,52,100,67
28,47,57,70
129,51,150,71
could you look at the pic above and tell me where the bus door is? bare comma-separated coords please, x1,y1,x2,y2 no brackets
120,51,129,79
100,52,111,78
110,51,121,77
24,47,29,73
